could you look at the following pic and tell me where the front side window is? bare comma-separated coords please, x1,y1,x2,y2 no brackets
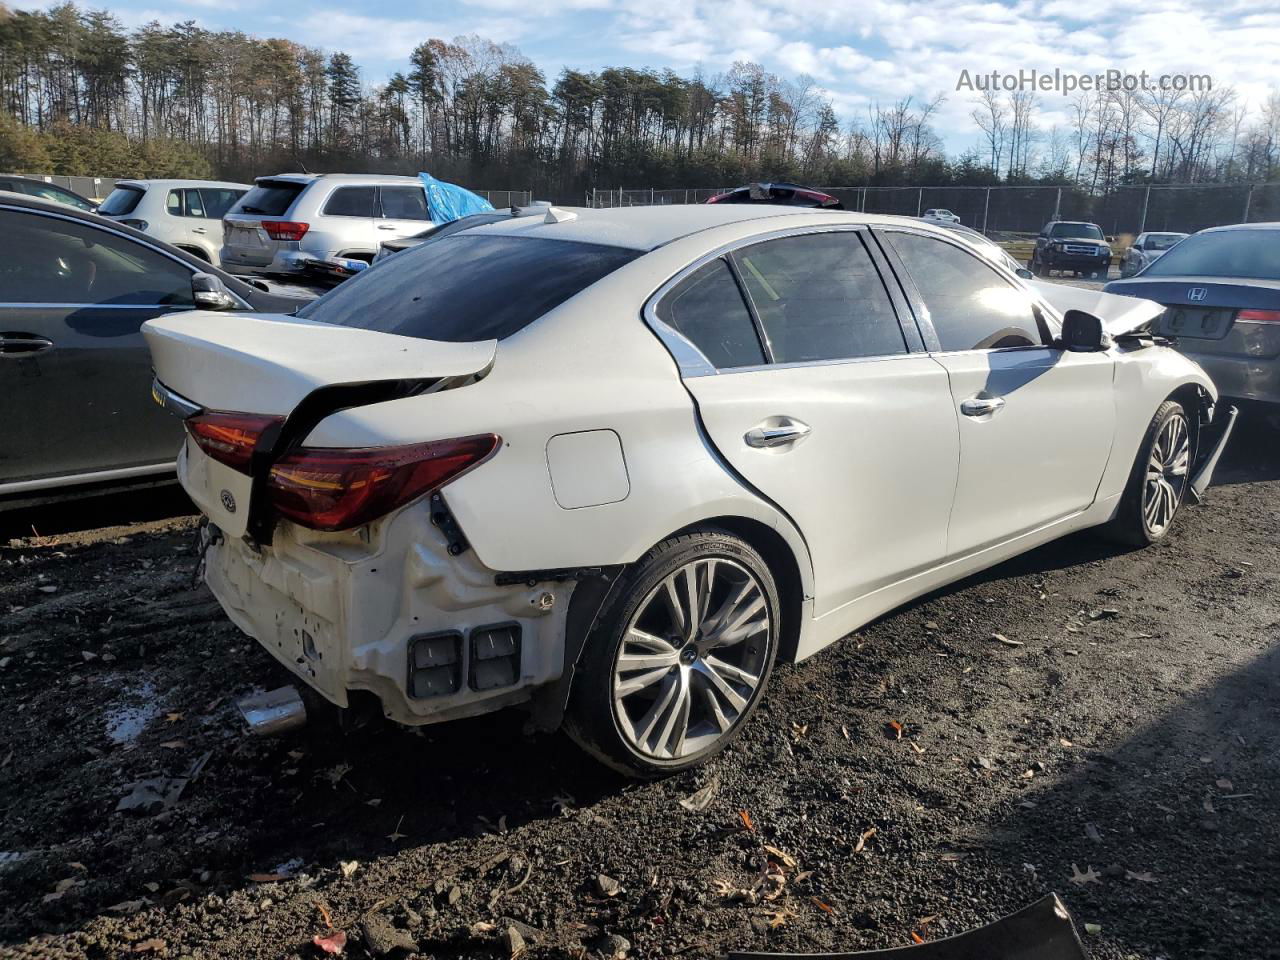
0,210,194,306
200,188,243,219
380,185,430,221
654,258,765,369
734,231,907,363
299,235,641,342
323,186,376,218
886,231,1043,352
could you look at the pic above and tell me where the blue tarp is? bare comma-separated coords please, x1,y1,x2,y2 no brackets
419,173,495,224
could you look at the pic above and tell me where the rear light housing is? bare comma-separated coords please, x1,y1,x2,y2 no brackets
1236,309,1280,324
266,434,500,531
262,220,309,241
186,412,283,473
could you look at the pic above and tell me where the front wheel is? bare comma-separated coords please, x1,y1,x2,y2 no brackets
1103,400,1192,546
565,529,780,777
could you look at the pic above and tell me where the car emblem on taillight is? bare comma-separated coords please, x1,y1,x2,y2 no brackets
1188,287,1208,302
220,490,237,513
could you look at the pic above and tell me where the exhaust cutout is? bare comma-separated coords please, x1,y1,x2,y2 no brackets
236,685,307,736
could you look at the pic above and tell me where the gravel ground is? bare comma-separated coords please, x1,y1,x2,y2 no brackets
1,407,1278,960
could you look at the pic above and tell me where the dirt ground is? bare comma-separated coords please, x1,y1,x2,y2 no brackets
1,408,1278,960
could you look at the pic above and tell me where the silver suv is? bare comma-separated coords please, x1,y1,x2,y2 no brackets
221,174,433,275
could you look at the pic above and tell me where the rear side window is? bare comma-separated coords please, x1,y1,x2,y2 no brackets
380,185,430,220
298,235,642,342
323,186,376,218
655,258,765,368
734,231,907,363
887,232,1043,351
167,188,206,218
236,181,303,217
98,186,144,216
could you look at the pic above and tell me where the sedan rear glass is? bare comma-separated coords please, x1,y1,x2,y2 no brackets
298,235,643,342
1144,230,1280,280
97,185,144,216
235,181,304,217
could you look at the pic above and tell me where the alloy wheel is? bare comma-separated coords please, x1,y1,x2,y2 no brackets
611,557,773,761
1143,412,1190,536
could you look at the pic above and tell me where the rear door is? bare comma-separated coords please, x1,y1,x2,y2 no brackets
0,206,199,486
877,227,1115,557
320,185,378,256
377,184,433,242
654,227,958,617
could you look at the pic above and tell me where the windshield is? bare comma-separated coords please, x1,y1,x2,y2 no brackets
298,234,643,341
1144,230,1280,280
235,181,303,217
1050,223,1104,241
97,186,144,216
1144,234,1184,251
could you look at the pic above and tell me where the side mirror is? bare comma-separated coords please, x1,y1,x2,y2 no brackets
1016,267,1034,280
1060,309,1108,352
191,272,237,311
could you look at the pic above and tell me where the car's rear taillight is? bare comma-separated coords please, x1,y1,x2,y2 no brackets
186,412,284,473
1236,309,1280,324
266,435,500,531
263,221,309,241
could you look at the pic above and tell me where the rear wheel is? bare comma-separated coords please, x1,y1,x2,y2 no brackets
1103,400,1192,546
565,529,780,777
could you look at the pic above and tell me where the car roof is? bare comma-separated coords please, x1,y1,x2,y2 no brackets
255,173,424,186
1200,222,1280,233
116,179,251,190
457,204,956,251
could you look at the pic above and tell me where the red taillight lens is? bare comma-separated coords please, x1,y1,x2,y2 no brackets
705,193,726,204
263,221,309,241
266,435,500,531
186,412,283,473
1237,309,1280,324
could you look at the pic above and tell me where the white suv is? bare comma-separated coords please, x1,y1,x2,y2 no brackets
96,180,250,266
220,173,434,276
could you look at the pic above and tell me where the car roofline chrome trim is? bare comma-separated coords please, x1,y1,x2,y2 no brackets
0,461,174,495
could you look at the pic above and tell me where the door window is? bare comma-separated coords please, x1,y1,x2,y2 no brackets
885,232,1044,352
380,186,430,220
200,188,243,219
167,188,206,218
0,210,194,306
654,258,765,369
323,186,376,218
733,231,907,363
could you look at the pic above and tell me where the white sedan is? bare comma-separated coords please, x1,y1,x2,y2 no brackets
144,205,1234,777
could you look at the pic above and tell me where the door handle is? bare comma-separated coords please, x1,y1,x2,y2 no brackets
376,224,397,231
744,418,811,449
0,334,53,357
192,227,207,234
960,396,1006,417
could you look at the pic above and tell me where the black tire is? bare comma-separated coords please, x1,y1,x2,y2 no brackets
564,528,781,778
1102,399,1191,547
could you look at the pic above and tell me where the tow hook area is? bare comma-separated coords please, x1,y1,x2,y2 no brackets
236,685,307,736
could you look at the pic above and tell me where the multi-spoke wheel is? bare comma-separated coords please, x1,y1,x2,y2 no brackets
565,530,780,777
1104,399,1193,547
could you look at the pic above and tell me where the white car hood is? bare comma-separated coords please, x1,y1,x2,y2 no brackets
143,311,497,415
1031,281,1165,337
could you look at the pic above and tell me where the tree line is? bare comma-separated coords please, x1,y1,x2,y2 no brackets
1,2,1277,198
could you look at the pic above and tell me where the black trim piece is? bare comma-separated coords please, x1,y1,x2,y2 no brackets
723,253,775,364
429,492,471,557
493,565,612,587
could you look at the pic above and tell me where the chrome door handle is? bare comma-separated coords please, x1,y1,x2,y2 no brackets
192,227,206,234
0,335,53,357
960,396,1006,417
376,224,397,230
744,418,811,448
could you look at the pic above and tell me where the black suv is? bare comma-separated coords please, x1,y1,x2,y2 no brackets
1029,220,1112,279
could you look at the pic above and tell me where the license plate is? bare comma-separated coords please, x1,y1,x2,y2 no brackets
230,224,266,248
1158,306,1233,340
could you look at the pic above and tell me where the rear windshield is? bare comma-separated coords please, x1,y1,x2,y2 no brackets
1144,233,1184,251
1049,222,1104,240
98,185,144,216
1145,230,1280,280
235,181,304,217
298,235,643,341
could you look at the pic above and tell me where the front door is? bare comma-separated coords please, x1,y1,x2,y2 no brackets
0,207,195,485
878,228,1116,557
652,228,959,618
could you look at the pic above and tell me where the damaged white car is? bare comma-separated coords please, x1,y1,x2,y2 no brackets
144,206,1235,777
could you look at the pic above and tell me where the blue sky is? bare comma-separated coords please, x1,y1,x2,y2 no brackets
31,0,1280,152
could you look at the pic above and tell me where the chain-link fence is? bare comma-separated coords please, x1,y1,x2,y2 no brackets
588,183,1280,238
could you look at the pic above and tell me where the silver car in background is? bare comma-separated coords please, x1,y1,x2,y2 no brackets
1120,231,1188,277
97,179,250,266
220,173,433,276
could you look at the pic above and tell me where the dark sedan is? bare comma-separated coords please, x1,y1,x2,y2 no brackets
1104,222,1280,407
0,194,305,507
